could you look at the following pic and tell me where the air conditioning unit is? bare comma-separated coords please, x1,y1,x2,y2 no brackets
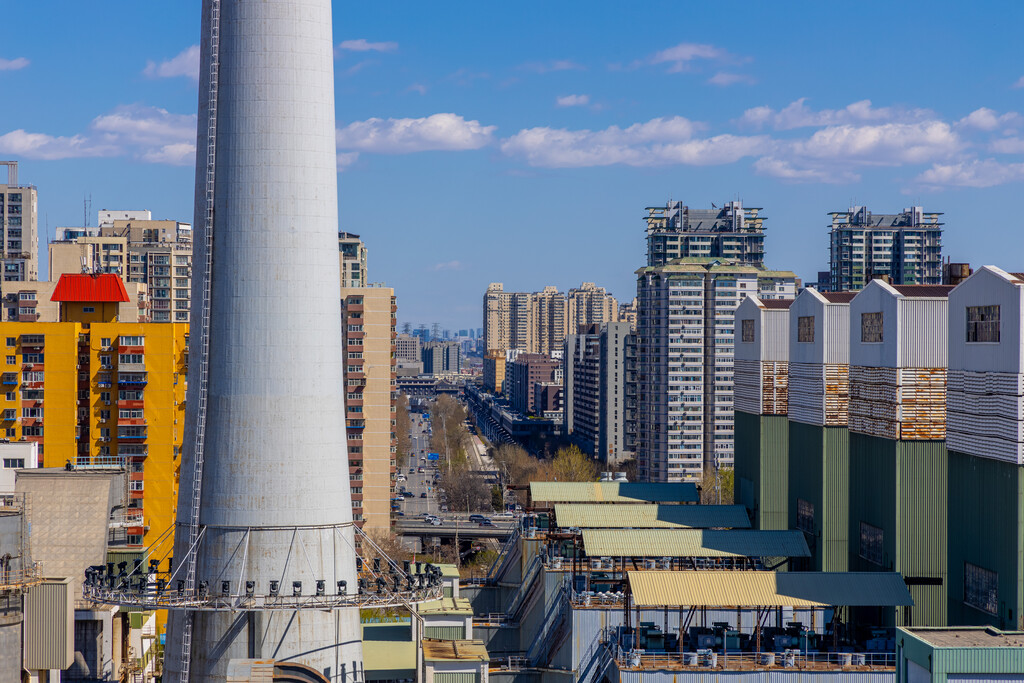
104,401,110,406
643,559,657,570
100,437,111,442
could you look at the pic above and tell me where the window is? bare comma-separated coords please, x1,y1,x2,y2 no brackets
798,316,815,343
4,429,12,438
2,458,24,468
100,338,111,348
966,305,1000,343
861,312,883,343
859,522,884,566
5,356,12,365
99,355,111,367
964,562,998,615
21,408,42,418
120,336,145,347
23,354,42,364
100,392,111,402
22,426,42,437
741,319,755,343
21,371,43,383
119,409,144,419
119,390,144,401
2,410,13,420
5,393,14,401
119,354,144,365
100,411,110,421
4,338,13,347
82,307,95,313
797,500,815,533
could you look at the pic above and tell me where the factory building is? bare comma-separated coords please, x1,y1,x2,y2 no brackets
847,282,953,626
733,296,792,530
946,267,1024,629
785,288,854,572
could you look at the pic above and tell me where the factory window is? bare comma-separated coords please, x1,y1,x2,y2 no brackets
964,562,998,615
966,305,1000,343
859,522,884,566
2,458,24,468
798,316,815,343
741,320,754,343
860,312,883,343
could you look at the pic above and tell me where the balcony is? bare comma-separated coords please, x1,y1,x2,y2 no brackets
117,418,147,427
117,400,144,410
118,373,148,386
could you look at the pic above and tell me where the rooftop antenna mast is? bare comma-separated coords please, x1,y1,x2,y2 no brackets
84,195,92,228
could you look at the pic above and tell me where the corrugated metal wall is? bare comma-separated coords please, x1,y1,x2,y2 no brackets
789,423,849,572
734,410,761,523
947,449,1024,630
848,434,948,626
24,578,73,670
762,309,791,363
425,625,466,640
849,283,901,370
948,267,1024,374
432,672,478,683
898,299,948,369
735,412,789,531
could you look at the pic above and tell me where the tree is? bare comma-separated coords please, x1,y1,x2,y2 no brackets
551,445,599,482
430,395,470,467
614,458,638,482
438,461,493,512
395,393,412,468
698,466,735,505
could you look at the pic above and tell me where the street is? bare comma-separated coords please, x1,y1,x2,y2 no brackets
394,410,443,518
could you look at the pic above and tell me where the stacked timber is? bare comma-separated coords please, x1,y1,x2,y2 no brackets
849,367,946,441
789,362,848,426
947,370,1024,464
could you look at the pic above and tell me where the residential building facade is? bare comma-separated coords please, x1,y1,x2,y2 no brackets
395,333,420,362
567,282,619,334
507,353,560,416
632,258,796,482
422,341,461,375
564,322,632,465
338,231,367,288
341,286,397,534
482,351,506,395
827,205,943,291
0,161,39,282
645,200,766,268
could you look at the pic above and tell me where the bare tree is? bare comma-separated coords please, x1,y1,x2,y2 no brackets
395,393,412,468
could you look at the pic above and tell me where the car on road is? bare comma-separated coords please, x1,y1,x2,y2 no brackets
396,474,406,482
418,467,424,473
478,518,494,527
468,514,485,523
420,492,427,498
428,517,442,526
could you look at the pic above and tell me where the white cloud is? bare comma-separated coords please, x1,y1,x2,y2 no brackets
1013,76,1024,89
141,143,195,166
648,43,731,72
336,39,398,53
556,94,590,108
336,113,496,153
991,137,1024,154
521,60,584,74
790,121,961,165
91,105,196,147
739,98,932,130
143,45,200,80
707,72,755,86
916,159,1024,188
0,130,116,160
500,116,767,168
433,260,462,271
342,60,376,77
957,107,1020,131
753,156,860,184
336,152,359,171
0,57,29,72
406,83,428,95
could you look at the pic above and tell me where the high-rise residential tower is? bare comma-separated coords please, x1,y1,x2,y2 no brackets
632,258,796,481
339,232,367,288
645,200,766,268
827,206,943,291
567,282,619,334
0,161,38,282
165,1,362,679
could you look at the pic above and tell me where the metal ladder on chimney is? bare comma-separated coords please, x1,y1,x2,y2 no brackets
174,1,221,680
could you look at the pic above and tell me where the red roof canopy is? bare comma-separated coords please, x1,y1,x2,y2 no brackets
50,274,130,303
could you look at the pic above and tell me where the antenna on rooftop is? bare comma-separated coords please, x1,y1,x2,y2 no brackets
84,195,92,228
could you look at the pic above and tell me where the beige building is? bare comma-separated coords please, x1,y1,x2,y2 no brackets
567,282,619,334
341,285,397,534
0,280,149,322
531,286,568,355
482,351,506,395
618,298,638,331
485,283,592,355
0,161,39,281
49,212,191,323
339,231,368,288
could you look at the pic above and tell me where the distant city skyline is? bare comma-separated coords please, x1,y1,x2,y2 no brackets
2,1,1023,328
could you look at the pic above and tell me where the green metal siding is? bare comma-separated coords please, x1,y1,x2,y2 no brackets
424,625,466,640
789,422,849,572
947,450,1024,630
849,433,948,626
897,628,1024,682
734,412,789,530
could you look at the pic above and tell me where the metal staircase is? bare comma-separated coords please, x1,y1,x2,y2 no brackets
172,1,220,680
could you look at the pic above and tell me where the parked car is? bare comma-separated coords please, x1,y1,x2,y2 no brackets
397,474,407,482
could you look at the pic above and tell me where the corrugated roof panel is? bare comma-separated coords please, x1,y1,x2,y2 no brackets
50,273,130,303
581,529,810,558
530,482,698,504
553,504,751,529
421,639,489,661
628,571,913,607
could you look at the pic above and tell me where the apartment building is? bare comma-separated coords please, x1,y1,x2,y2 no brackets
0,279,149,323
484,283,530,353
632,258,796,482
0,273,187,560
338,231,367,288
395,333,420,362
567,282,619,334
564,322,631,465
645,200,766,268
341,286,397,534
50,211,192,323
507,354,560,416
531,286,567,355
0,161,39,281
617,298,638,332
827,205,943,291
482,351,506,395
733,296,792,530
422,341,461,376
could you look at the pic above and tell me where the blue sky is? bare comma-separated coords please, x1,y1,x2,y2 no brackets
2,1,1023,330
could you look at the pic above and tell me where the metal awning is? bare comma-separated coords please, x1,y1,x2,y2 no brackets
531,481,698,505
628,571,913,608
582,529,810,558
554,504,750,529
